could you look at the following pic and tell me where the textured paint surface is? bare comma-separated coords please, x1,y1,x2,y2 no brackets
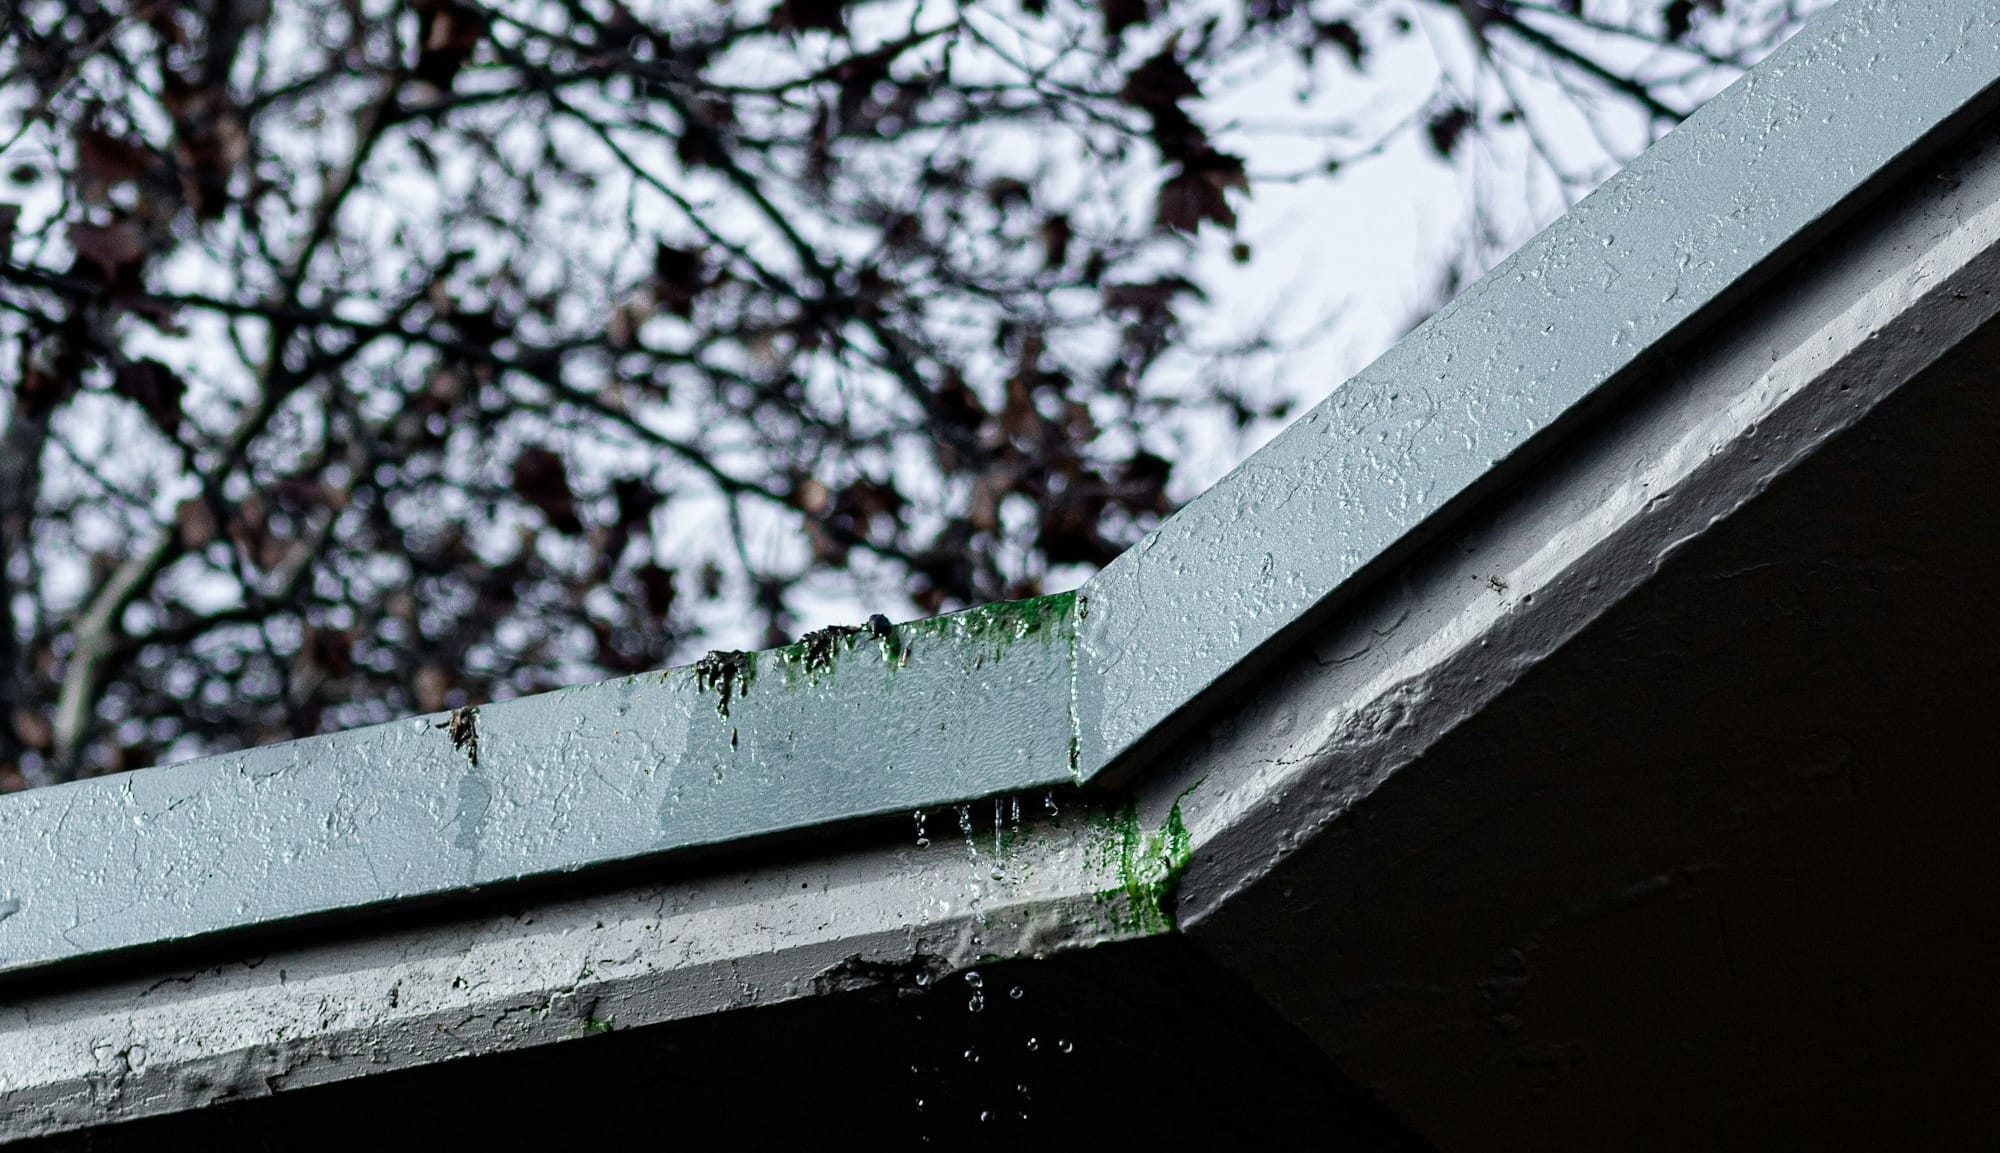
0,793,1160,1139
0,599,1077,975
3,0,1998,981
9,41,2000,1134
1072,0,2000,773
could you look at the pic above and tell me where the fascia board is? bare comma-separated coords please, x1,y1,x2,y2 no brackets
1,0,1996,980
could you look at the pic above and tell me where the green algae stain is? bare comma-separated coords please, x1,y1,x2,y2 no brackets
683,590,1079,719
902,590,1078,660
1092,789,1196,936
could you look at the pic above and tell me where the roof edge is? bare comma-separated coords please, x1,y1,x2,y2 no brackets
4,0,1997,982
1075,0,2000,778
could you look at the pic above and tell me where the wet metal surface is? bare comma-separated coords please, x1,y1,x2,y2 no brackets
0,605,1076,976
2,0,1997,981
1073,0,2000,773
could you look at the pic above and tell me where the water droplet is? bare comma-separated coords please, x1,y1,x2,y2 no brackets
914,1097,926,1111
1008,985,1024,1000
1025,1037,1039,1051
963,1047,979,1063
964,970,982,988
1016,1083,1030,1097
1057,1038,1074,1054
979,1110,994,1123
967,992,985,1013
914,972,930,987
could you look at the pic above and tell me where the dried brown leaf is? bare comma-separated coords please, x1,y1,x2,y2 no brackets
1039,213,1072,270
68,219,145,280
512,446,582,535
1120,44,1200,110
75,129,158,195
772,0,847,34
1103,0,1149,41
114,358,186,438
176,498,217,548
652,243,706,316
633,563,677,621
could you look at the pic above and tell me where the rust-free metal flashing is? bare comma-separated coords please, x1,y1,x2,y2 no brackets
3,0,1997,980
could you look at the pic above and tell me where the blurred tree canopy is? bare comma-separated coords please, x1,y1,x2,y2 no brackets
0,0,1810,785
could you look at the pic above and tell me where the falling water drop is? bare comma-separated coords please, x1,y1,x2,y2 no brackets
913,809,928,848
1008,985,1025,1000
963,1047,979,1064
967,992,985,1013
1057,1038,1074,1054
1025,1037,1039,1052
964,970,983,988
1043,790,1058,816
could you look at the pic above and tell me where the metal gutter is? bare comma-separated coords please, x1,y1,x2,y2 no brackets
2,0,1996,981
15,99,2000,1131
1072,0,2000,773
8,10,2000,1131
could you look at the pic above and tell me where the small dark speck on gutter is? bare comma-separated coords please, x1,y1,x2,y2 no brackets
444,706,479,766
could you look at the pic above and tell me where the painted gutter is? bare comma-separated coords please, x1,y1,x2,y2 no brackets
1,0,1996,981
1073,0,2000,772
15,106,2000,1129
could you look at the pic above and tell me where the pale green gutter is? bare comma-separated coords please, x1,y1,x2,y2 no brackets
2,0,1996,980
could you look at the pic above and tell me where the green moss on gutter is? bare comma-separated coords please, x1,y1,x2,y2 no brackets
1092,790,1195,936
902,591,1078,662
685,591,1080,718
692,649,756,719
798,624,865,673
